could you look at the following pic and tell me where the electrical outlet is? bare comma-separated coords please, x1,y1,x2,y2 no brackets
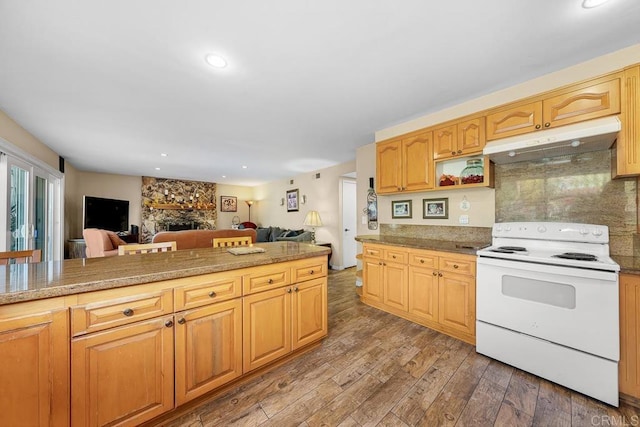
459,215,469,224
361,215,368,225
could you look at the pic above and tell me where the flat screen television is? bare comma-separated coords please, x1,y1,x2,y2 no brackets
83,196,129,232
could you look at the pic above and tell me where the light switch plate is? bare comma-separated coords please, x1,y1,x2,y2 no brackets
459,215,469,224
361,215,368,225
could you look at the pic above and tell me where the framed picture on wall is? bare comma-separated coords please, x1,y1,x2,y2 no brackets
391,200,412,219
220,196,237,212
423,198,448,219
286,189,299,212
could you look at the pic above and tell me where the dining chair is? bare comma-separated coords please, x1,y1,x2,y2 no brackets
212,236,252,248
0,249,42,265
118,241,177,255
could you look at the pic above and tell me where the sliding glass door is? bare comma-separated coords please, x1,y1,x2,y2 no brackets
2,153,62,261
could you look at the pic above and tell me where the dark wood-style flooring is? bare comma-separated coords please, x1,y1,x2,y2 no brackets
160,268,640,426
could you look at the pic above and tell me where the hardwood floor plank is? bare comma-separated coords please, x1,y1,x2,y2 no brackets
403,334,449,379
391,366,454,425
351,368,419,426
377,412,410,427
332,344,386,388
503,369,540,417
494,402,533,427
482,359,514,389
456,376,507,426
532,380,571,427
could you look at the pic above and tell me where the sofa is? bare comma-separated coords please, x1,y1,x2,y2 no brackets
255,226,313,243
83,228,127,258
152,229,257,250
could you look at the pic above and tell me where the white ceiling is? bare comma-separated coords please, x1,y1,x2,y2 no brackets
1,1,639,186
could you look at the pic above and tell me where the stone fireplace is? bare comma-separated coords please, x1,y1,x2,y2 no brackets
141,176,217,242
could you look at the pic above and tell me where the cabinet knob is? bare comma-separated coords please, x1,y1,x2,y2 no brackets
544,122,551,128
457,150,462,154
268,278,274,284
535,124,541,129
309,269,314,274
178,318,186,325
287,288,292,293
451,151,456,156
123,308,134,317
165,319,174,328
208,291,217,298
432,271,437,276
453,264,459,269
294,287,299,292
438,272,443,277
392,255,396,259
420,259,425,263
379,262,383,265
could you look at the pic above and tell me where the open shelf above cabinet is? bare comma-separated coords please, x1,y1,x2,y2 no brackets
434,155,494,190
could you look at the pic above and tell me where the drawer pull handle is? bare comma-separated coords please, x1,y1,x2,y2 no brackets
453,264,459,269
165,319,174,328
420,259,425,263
123,308,134,317
268,279,274,284
208,291,217,298
309,269,314,274
287,288,292,293
178,318,186,325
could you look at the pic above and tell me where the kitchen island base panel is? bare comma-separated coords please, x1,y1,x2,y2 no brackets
476,321,618,407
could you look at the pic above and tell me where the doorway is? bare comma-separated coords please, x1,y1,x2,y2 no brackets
341,178,357,269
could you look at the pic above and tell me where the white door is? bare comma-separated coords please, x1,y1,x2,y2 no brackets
341,179,357,268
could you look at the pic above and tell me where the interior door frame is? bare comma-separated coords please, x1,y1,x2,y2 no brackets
0,137,64,260
339,176,357,270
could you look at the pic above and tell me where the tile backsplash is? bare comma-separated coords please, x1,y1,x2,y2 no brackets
494,149,637,256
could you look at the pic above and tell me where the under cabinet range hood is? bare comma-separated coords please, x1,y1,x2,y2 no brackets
483,116,621,164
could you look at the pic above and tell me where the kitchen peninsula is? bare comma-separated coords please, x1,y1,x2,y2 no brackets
0,242,330,426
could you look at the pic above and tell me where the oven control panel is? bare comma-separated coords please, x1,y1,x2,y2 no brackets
493,222,609,243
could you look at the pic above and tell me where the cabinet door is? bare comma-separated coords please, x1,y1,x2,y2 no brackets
0,308,69,427
486,101,543,141
408,266,438,323
363,258,383,303
292,277,328,350
175,299,242,405
71,316,175,427
438,272,475,336
402,132,434,191
457,117,486,155
243,287,291,372
433,124,458,159
383,262,409,311
614,66,640,177
376,139,402,193
620,273,640,398
542,78,620,128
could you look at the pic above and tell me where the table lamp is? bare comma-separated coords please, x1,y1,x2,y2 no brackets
303,210,323,244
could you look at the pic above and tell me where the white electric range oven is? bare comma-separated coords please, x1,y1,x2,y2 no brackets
476,222,620,406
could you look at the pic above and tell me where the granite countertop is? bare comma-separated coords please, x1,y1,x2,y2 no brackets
612,255,640,275
355,235,490,256
0,242,330,306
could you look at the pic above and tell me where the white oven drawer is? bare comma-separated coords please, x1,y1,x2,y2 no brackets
476,257,619,361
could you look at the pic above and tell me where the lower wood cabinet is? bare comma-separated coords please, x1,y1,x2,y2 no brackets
175,299,242,406
243,276,328,373
0,300,69,427
620,273,640,402
71,316,175,426
361,243,476,344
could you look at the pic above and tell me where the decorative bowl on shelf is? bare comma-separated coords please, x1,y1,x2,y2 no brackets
439,174,458,186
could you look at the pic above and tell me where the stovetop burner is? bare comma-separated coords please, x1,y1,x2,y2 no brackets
552,252,598,261
489,246,528,254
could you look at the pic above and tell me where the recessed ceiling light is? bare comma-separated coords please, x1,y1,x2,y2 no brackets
222,175,227,178
582,0,611,8
242,165,248,169
205,54,227,68
155,167,161,170
160,153,168,157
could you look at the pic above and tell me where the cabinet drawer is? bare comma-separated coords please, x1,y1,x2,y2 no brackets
384,248,408,264
438,256,476,276
408,250,438,268
291,257,327,283
363,244,384,259
174,273,242,311
71,287,173,336
243,264,291,295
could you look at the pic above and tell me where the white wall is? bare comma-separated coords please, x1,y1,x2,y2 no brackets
254,160,357,268
216,184,256,229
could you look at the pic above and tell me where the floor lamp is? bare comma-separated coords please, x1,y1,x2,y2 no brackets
245,200,254,222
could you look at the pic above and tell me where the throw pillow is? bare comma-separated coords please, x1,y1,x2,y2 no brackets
256,227,271,243
282,230,297,238
269,227,284,242
106,231,127,249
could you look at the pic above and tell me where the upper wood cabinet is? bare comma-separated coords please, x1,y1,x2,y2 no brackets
433,117,486,160
613,65,640,178
377,131,433,194
486,77,620,141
